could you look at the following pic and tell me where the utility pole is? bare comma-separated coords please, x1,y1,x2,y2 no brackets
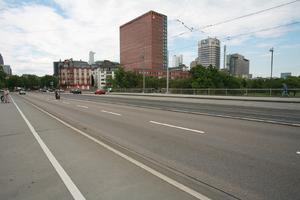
143,69,145,93
270,47,274,79
223,45,227,69
166,50,169,94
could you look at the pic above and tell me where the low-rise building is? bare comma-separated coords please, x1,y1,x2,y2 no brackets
92,60,120,89
281,72,291,79
57,59,91,90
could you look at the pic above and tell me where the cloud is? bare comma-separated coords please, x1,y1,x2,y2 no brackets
0,0,300,76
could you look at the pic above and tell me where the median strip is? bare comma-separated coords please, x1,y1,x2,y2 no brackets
150,121,205,134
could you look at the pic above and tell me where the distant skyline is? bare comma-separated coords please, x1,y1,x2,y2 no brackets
0,0,300,77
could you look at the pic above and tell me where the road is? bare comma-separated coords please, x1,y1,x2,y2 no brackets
1,92,300,200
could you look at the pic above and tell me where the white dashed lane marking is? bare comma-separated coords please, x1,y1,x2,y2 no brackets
101,110,122,116
149,121,205,134
77,105,88,109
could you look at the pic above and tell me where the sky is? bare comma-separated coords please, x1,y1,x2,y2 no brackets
0,0,300,77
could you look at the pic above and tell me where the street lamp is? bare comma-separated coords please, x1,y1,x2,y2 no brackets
269,47,274,79
166,50,169,94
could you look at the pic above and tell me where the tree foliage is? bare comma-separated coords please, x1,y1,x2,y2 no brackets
110,65,300,89
1,74,58,90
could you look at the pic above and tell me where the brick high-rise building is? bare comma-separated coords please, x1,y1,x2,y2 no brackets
120,10,168,73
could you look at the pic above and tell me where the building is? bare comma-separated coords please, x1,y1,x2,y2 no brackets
170,64,188,72
57,59,91,90
281,72,292,79
198,37,220,69
172,55,183,67
120,10,168,73
0,53,3,65
92,60,120,89
2,65,12,75
89,51,95,65
227,54,250,78
53,61,60,76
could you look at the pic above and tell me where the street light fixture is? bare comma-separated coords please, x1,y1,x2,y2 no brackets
269,47,274,79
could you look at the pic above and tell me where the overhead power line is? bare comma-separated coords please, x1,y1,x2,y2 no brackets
201,0,300,29
168,21,300,52
223,21,300,41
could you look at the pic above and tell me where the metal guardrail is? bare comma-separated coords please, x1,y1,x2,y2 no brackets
111,88,300,97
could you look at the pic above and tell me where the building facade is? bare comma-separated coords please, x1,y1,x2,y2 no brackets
172,55,183,68
281,72,291,79
92,60,120,89
0,53,3,65
198,37,220,69
120,10,168,73
57,59,91,90
89,51,95,65
1,65,12,75
227,54,250,78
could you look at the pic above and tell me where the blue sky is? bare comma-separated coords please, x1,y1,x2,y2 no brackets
0,0,300,77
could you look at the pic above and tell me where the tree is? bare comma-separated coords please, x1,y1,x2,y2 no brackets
40,75,58,88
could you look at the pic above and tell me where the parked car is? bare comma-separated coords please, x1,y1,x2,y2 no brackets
19,90,26,95
95,89,106,95
70,89,82,94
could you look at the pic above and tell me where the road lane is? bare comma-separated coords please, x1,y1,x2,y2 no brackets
0,97,73,200
60,93,300,125
18,92,300,200
11,97,86,200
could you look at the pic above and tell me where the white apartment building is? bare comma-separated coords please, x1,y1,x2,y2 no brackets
92,60,119,89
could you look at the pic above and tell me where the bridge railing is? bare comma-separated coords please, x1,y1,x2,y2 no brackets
111,88,300,97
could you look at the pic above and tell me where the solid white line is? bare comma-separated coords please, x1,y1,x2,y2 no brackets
63,101,70,105
101,110,121,116
11,97,85,200
150,121,205,134
297,151,300,155
27,101,211,200
77,105,88,109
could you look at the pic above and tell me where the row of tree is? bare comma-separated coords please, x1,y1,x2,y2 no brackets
111,65,300,89
1,65,300,91
0,70,58,90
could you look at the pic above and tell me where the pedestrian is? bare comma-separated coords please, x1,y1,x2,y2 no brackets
4,88,10,103
1,89,4,103
282,83,289,97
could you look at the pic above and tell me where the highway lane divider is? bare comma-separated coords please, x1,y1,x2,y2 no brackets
23,97,212,200
150,121,205,134
11,97,86,200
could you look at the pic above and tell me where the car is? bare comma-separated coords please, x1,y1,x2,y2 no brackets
70,89,82,94
19,90,26,95
94,89,106,95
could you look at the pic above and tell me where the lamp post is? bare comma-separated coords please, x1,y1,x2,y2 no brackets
166,50,169,94
270,47,274,79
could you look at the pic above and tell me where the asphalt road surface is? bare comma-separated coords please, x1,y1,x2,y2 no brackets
1,92,300,200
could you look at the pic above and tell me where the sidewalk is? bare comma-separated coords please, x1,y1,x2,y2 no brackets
108,92,300,103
